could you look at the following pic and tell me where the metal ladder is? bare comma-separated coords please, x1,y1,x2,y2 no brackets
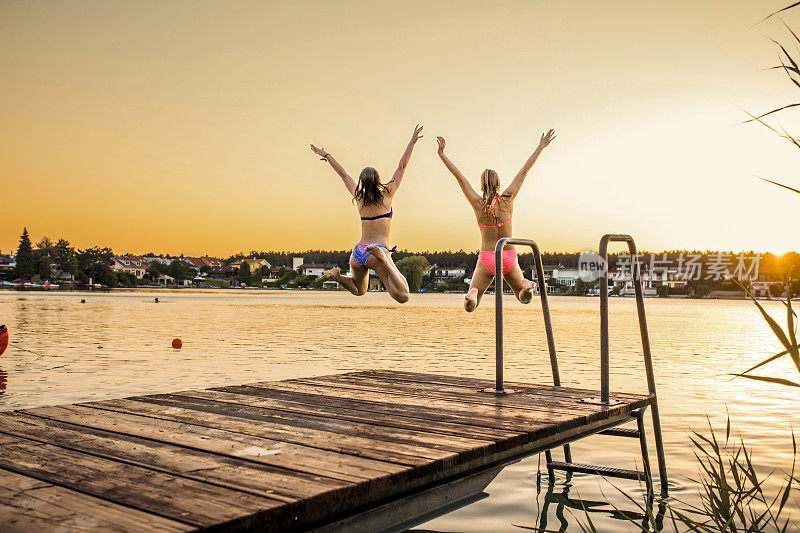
480,234,668,496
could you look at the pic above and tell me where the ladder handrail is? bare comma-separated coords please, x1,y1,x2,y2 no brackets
493,237,560,392
598,233,668,495
598,234,653,401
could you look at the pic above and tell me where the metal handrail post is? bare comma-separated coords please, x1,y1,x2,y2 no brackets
495,242,504,391
492,236,570,463
598,233,668,495
493,237,561,392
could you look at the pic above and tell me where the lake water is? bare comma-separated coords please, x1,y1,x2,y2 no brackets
1,290,797,531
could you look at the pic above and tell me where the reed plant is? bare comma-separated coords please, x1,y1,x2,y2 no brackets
560,419,799,533
730,277,799,387
731,2,800,388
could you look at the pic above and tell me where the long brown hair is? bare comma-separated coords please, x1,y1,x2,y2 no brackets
480,169,502,219
354,167,388,207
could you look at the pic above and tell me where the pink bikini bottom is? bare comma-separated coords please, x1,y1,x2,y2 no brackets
478,249,517,276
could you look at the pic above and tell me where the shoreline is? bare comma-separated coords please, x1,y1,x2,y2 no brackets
0,285,781,300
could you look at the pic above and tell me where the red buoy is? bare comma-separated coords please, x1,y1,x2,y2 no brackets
172,338,182,349
0,325,8,357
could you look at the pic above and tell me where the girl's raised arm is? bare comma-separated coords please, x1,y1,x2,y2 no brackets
386,124,423,196
502,129,556,198
311,144,357,197
437,136,481,205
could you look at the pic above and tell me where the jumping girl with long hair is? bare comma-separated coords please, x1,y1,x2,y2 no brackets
310,125,423,303
436,129,555,311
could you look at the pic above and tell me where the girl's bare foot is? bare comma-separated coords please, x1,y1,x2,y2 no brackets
464,288,479,312
365,245,390,265
323,267,340,280
519,279,535,304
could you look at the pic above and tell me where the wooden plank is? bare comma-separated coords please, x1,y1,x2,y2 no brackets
142,393,496,453
362,370,650,402
113,394,495,469
153,386,523,444
216,381,607,433
0,432,286,529
17,405,406,485
60,400,460,468
185,389,521,442
291,374,645,415
305,371,649,404
0,468,191,533
206,383,570,434
0,412,356,503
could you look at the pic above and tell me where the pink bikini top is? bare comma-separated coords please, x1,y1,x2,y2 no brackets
477,195,511,228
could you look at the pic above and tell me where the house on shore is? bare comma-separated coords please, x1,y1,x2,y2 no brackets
230,258,271,272
431,266,467,285
156,274,175,285
208,265,238,279
297,263,337,278
182,256,223,270
144,256,174,266
111,256,148,279
0,255,15,272
551,267,580,287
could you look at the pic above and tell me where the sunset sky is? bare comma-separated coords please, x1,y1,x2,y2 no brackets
2,1,799,256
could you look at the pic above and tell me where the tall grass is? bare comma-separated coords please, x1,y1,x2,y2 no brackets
562,419,799,533
734,3,800,387
731,277,799,387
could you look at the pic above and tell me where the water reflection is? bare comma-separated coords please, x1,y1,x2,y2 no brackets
0,368,7,396
531,475,667,532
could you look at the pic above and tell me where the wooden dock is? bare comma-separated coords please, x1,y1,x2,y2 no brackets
0,370,653,532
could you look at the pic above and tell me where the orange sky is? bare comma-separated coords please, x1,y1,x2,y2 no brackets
2,1,799,256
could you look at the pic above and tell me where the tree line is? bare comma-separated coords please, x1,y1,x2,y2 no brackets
5,227,800,289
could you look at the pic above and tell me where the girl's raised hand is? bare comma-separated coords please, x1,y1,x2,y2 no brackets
539,129,556,148
310,144,328,160
410,124,424,143
436,136,446,154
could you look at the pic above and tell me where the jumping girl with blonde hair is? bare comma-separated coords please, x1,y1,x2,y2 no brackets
436,129,556,311
310,125,423,303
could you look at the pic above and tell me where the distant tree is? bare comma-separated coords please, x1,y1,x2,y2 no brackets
54,238,78,277
440,274,469,292
67,254,79,278
35,236,54,257
116,271,137,288
225,252,246,265
292,274,316,288
268,270,296,287
237,261,251,285
396,255,430,292
35,255,51,280
168,259,194,281
77,247,114,285
571,278,597,295
253,265,270,279
199,265,210,275
147,260,166,278
14,228,34,280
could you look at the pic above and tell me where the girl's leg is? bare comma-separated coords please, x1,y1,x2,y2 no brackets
465,259,495,312
504,260,536,304
365,245,410,303
324,258,369,296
